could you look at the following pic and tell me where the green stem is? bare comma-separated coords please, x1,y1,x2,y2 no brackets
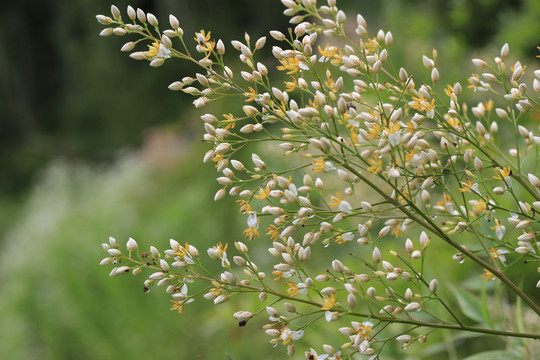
238,283,540,340
337,161,540,317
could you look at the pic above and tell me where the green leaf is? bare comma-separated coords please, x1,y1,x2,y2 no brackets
515,283,524,334
447,283,484,323
463,349,522,360
480,284,494,328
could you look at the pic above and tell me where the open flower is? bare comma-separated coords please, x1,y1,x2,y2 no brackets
481,269,496,282
207,242,229,267
489,247,509,263
321,293,336,310
410,94,435,118
243,212,260,240
328,192,353,214
490,218,506,240
385,121,402,146
277,57,301,74
493,167,512,188
146,41,171,59
313,157,336,172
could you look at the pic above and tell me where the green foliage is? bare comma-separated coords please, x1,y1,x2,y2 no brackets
0,150,280,359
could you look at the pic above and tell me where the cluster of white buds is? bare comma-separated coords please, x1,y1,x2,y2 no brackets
97,0,540,357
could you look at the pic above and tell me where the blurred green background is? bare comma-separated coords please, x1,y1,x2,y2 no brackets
0,0,539,359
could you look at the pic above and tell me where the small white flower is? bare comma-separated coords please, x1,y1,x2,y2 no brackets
156,43,171,58
338,200,352,213
247,213,259,229
324,161,336,171
325,311,340,322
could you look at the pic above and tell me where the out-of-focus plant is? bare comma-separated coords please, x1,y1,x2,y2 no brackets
96,0,540,358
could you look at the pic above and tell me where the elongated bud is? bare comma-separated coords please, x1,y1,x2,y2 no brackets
528,173,540,188
214,188,226,201
500,43,509,58
472,58,487,68
431,68,439,83
136,8,146,23
372,247,381,264
422,55,434,70
169,14,180,29
404,302,421,312
255,36,266,49
396,334,413,343
474,157,484,172
126,237,138,252
399,67,408,83
419,231,430,249
429,279,438,293
405,238,414,253
147,13,158,26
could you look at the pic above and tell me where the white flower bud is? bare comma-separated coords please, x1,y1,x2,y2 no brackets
330,259,345,273
100,257,114,265
147,13,158,26
404,302,421,312
214,294,229,304
500,43,509,58
372,247,381,264
214,188,226,201
405,239,414,253
126,237,138,252
422,55,434,70
419,231,430,249
396,334,414,343
474,157,484,172
255,36,267,49
472,58,487,68
528,173,540,188
107,248,122,257
431,68,439,82
169,14,180,29
136,8,146,23
120,42,135,52
429,279,438,293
